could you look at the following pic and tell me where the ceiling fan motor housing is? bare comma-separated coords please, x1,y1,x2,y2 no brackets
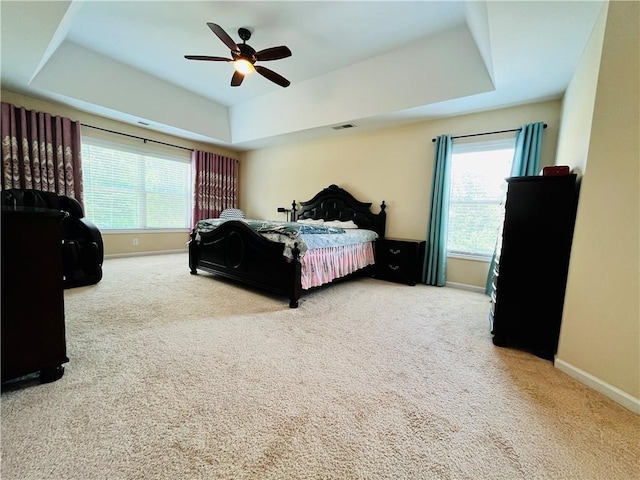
233,43,257,63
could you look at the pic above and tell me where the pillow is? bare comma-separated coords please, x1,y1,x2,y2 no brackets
323,220,359,229
219,208,245,219
297,218,324,225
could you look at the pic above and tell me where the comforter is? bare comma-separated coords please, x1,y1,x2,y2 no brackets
195,218,379,259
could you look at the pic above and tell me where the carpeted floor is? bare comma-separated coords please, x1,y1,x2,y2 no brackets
1,253,638,480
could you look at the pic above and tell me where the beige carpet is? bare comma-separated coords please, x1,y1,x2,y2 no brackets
1,253,638,480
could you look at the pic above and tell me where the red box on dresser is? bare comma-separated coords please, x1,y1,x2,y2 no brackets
542,165,571,176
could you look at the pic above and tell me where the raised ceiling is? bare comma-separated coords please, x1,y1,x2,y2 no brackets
1,1,605,151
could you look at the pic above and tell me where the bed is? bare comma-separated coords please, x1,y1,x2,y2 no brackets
188,184,386,308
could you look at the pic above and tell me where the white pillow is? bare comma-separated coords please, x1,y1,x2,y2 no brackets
219,208,245,219
324,220,359,229
297,218,324,225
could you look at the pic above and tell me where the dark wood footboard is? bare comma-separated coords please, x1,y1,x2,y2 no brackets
189,220,302,308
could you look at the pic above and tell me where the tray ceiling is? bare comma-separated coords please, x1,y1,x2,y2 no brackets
0,1,605,150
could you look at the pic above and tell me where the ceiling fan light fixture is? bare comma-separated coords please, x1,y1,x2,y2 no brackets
234,59,254,75
185,23,291,87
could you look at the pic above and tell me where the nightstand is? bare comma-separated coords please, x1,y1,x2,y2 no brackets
375,237,426,286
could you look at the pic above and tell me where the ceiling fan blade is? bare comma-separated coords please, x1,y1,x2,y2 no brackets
255,65,290,88
231,71,244,87
207,23,240,53
184,55,232,62
255,46,292,62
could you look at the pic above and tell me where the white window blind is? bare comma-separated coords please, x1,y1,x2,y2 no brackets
447,139,515,257
81,137,192,230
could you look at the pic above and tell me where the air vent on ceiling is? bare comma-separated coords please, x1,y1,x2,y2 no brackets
332,124,355,130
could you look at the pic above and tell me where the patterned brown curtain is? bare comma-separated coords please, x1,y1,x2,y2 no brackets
1,102,84,205
192,149,239,226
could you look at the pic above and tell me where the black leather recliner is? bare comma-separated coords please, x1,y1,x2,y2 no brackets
1,189,103,288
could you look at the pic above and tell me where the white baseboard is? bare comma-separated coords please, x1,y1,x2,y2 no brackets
555,358,640,414
105,248,188,259
445,281,486,294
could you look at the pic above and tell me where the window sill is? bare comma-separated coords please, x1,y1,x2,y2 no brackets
447,252,492,262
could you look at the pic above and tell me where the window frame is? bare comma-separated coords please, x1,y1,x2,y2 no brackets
81,135,193,232
446,137,515,260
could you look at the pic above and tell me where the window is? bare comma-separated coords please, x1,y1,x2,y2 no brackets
447,139,515,257
81,137,192,230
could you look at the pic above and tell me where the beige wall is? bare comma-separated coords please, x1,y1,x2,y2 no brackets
555,3,607,176
447,256,493,290
556,1,640,409
1,89,240,256
241,100,562,287
102,231,192,257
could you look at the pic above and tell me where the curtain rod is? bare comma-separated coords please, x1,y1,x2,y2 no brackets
431,123,547,143
81,123,194,152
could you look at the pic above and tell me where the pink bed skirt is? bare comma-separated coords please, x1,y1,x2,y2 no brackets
301,242,376,290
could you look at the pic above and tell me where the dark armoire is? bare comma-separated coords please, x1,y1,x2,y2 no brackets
489,174,579,360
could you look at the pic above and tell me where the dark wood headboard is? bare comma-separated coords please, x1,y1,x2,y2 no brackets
292,184,386,238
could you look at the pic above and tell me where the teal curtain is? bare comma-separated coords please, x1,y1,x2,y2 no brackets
510,122,545,177
484,122,545,294
422,134,452,286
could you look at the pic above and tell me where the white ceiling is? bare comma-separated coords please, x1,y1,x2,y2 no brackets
1,1,605,151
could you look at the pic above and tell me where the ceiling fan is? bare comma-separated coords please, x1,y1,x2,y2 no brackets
185,23,292,88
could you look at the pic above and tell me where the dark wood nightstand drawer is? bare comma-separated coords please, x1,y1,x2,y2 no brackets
377,240,413,262
375,238,426,286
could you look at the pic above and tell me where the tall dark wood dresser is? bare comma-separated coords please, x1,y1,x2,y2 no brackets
490,174,579,360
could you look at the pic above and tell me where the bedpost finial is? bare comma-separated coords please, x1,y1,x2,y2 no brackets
380,200,386,212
